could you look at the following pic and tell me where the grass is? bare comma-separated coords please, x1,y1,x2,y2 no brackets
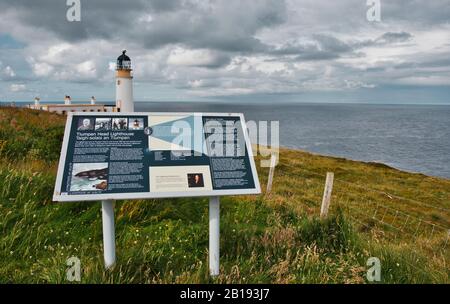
0,106,449,283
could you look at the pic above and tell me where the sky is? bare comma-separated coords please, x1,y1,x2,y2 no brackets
0,0,449,104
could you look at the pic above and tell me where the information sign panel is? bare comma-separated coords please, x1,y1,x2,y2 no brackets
53,112,260,202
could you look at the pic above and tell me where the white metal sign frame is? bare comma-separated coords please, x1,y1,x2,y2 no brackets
52,111,261,275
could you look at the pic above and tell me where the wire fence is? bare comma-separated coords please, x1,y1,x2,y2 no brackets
276,165,450,280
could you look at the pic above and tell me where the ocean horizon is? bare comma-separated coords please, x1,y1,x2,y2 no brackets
5,101,450,179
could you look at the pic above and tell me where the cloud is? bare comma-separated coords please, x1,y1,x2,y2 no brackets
0,0,286,52
271,35,354,61
375,32,413,44
10,83,26,92
396,76,450,86
167,48,230,68
3,66,15,77
0,61,17,80
345,80,376,89
0,0,449,102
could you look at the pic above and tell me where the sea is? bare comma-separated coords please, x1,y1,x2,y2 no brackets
5,101,450,179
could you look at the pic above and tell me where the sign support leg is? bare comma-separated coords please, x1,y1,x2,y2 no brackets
209,196,220,277
102,200,116,269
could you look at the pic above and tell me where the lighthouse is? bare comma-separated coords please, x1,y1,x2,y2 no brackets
115,50,134,112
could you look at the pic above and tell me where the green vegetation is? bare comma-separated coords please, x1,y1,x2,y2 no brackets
0,107,449,283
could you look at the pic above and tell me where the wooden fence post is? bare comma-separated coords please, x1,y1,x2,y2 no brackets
266,153,277,194
320,172,334,219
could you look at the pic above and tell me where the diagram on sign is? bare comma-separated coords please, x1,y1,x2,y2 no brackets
147,114,212,193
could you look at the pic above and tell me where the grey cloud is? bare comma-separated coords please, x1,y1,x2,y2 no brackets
0,0,449,102
0,0,286,53
376,32,413,44
271,34,355,61
381,0,450,25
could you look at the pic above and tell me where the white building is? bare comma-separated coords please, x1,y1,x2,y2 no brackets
27,50,134,115
27,96,116,114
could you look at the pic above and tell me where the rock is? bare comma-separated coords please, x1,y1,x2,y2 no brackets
94,181,107,190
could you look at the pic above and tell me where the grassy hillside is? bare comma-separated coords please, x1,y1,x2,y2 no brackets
0,107,449,283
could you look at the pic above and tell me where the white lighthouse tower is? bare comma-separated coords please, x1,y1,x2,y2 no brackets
115,50,134,112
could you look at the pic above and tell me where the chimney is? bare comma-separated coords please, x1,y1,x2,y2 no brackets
64,95,71,105
91,96,96,105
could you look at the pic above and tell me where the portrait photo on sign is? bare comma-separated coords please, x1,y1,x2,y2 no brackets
70,163,108,192
187,173,204,188
112,118,128,130
77,118,95,131
129,118,144,130
95,118,112,131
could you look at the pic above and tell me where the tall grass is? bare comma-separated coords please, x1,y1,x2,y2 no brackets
0,107,448,283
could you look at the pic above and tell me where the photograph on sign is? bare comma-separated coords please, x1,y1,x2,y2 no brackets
53,112,260,202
